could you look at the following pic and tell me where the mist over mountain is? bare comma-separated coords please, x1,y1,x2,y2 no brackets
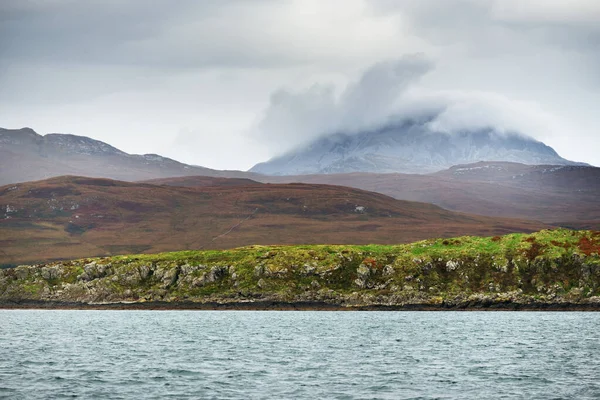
250,119,579,175
249,56,583,175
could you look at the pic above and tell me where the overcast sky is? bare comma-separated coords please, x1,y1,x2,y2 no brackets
1,0,599,170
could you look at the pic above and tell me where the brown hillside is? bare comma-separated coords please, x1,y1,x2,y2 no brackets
143,176,261,187
0,176,547,265
243,162,600,228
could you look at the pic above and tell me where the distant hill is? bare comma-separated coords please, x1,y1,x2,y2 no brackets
143,176,261,187
250,120,582,175
0,176,546,265
0,127,257,186
152,162,600,229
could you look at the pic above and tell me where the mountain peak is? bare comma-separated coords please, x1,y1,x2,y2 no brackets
0,127,43,146
250,122,578,175
43,133,126,156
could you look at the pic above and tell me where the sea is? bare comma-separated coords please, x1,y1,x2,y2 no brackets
0,310,598,399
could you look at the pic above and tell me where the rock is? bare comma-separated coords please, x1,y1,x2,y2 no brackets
192,278,204,287
83,262,110,280
77,272,89,281
206,265,228,283
41,266,62,281
357,264,370,279
137,265,152,280
154,267,166,280
161,267,180,289
354,278,366,289
254,265,265,277
192,265,228,287
382,265,395,277
446,260,459,271
311,280,321,290
15,267,29,280
257,278,266,289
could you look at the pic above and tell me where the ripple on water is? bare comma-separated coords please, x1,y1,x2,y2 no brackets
1,311,600,399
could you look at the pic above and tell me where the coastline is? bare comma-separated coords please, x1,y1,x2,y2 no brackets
2,300,599,311
2,230,599,311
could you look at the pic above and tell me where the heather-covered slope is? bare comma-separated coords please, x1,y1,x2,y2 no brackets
247,162,600,228
0,176,547,265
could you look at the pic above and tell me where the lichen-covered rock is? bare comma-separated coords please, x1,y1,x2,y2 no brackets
382,265,395,277
41,265,63,281
160,266,180,289
15,267,28,280
354,278,366,289
137,265,153,281
205,265,228,283
357,264,370,279
254,265,265,277
78,262,110,281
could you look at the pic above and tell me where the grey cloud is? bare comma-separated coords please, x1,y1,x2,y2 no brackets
0,0,297,69
255,55,434,153
338,55,433,127
369,0,600,55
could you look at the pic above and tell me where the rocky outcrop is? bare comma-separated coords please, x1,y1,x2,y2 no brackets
1,229,599,309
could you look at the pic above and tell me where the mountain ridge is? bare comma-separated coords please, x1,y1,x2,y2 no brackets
0,127,259,186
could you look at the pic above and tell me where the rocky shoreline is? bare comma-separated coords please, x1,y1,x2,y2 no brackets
2,229,599,311
1,299,600,311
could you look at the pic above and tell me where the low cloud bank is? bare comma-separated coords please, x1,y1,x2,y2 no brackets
255,54,560,154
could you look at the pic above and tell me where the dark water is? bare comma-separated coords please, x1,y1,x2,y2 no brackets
1,311,599,399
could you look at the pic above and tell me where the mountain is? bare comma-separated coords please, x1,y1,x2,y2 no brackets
249,121,581,175
2,127,597,230
0,127,257,186
0,176,546,265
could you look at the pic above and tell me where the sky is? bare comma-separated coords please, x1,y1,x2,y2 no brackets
1,0,599,170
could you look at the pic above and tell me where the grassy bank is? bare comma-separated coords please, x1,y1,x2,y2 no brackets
1,229,599,309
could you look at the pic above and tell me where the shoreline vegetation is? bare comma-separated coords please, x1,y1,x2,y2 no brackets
1,229,599,311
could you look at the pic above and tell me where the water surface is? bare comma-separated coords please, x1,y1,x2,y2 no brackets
1,311,598,399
